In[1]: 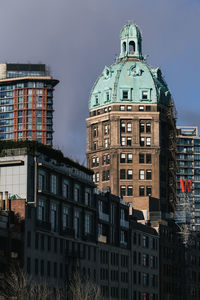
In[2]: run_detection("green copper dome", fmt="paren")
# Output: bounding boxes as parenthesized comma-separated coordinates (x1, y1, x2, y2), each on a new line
(89, 24, 171, 111)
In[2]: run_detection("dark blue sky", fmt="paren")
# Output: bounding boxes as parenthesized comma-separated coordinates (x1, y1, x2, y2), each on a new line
(0, 0, 200, 163)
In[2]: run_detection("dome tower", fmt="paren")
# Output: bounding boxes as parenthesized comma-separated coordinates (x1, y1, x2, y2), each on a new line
(119, 23, 143, 60)
(86, 24, 176, 218)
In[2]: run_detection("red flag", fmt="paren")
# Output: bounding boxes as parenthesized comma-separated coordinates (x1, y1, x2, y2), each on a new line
(180, 179, 192, 193)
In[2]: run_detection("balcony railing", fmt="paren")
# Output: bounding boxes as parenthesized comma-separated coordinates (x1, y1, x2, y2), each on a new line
(60, 227, 75, 237)
(36, 219, 51, 231)
(120, 219, 129, 228)
(99, 211, 109, 222)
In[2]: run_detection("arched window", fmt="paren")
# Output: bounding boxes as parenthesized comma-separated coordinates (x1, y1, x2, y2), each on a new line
(122, 42, 126, 53)
(129, 41, 135, 53)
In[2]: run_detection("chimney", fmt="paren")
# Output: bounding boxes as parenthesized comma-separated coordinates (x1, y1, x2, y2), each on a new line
(0, 192, 3, 210)
(5, 191, 9, 211)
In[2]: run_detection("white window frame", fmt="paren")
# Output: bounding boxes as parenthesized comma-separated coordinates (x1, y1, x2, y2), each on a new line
(139, 170, 145, 180)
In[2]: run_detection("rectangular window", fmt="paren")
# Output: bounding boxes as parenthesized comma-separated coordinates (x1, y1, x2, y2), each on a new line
(142, 91, 148, 100)
(139, 170, 145, 180)
(120, 169, 126, 180)
(121, 123, 125, 133)
(127, 153, 133, 163)
(127, 105, 132, 111)
(146, 170, 152, 180)
(96, 172, 99, 182)
(139, 105, 144, 111)
(95, 95, 99, 105)
(50, 175, 57, 194)
(140, 123, 145, 133)
(93, 127, 98, 137)
(120, 105, 125, 111)
(38, 199, 45, 221)
(104, 138, 109, 148)
(104, 124, 109, 135)
(139, 153, 145, 163)
(146, 154, 151, 164)
(38, 174, 44, 190)
(51, 202, 58, 231)
(127, 169, 133, 179)
(120, 186, 126, 197)
(85, 214, 92, 234)
(146, 106, 151, 111)
(63, 206, 70, 229)
(85, 190, 91, 206)
(93, 141, 97, 150)
(122, 90, 128, 100)
(74, 186, 80, 202)
(35, 259, 38, 275)
(140, 137, 145, 146)
(127, 137, 132, 146)
(146, 123, 151, 133)
(62, 180, 69, 198)
(121, 137, 126, 146)
(146, 186, 152, 196)
(127, 186, 133, 196)
(127, 123, 132, 132)
(120, 153, 126, 163)
(139, 186, 145, 196)
(146, 137, 151, 146)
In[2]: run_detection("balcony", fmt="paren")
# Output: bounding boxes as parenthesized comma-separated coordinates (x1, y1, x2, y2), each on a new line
(36, 219, 51, 231)
(120, 219, 129, 228)
(60, 227, 74, 237)
(99, 211, 109, 222)
(98, 235, 107, 243)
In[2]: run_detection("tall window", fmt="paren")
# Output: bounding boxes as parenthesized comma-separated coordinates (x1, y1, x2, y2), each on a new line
(104, 139, 109, 148)
(140, 123, 145, 133)
(146, 170, 152, 180)
(74, 210, 80, 238)
(62, 180, 69, 198)
(127, 169, 133, 179)
(85, 189, 91, 205)
(146, 123, 151, 133)
(127, 123, 132, 132)
(146, 186, 152, 196)
(74, 186, 80, 202)
(51, 202, 58, 231)
(139, 170, 145, 180)
(146, 137, 151, 146)
(104, 124, 109, 135)
(120, 186, 126, 197)
(127, 186, 133, 196)
(93, 126, 98, 137)
(139, 186, 145, 196)
(120, 169, 126, 180)
(121, 137, 126, 146)
(146, 154, 151, 164)
(85, 213, 92, 234)
(38, 174, 44, 190)
(139, 154, 145, 163)
(63, 206, 70, 230)
(127, 153, 133, 163)
(50, 175, 57, 194)
(120, 153, 126, 163)
(38, 199, 45, 221)
(140, 137, 145, 146)
(121, 123, 125, 133)
(127, 137, 132, 146)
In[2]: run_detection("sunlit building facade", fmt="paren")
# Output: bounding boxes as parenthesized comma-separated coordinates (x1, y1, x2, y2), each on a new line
(0, 63, 59, 146)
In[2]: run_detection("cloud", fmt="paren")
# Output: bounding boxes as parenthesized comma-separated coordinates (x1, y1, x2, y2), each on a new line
(0, 0, 200, 162)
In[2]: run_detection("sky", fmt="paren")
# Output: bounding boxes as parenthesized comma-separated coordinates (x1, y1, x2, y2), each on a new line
(0, 0, 200, 164)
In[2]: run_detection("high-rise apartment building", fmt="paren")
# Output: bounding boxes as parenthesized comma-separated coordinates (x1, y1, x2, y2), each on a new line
(0, 63, 59, 146)
(86, 24, 176, 216)
(176, 126, 200, 231)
